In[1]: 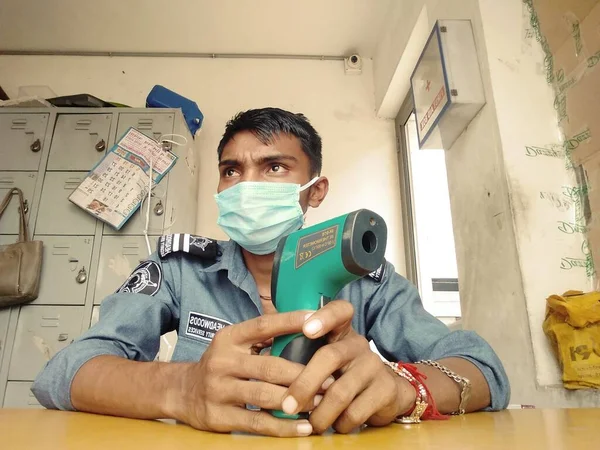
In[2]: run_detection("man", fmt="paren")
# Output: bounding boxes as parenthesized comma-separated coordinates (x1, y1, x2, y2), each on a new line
(32, 108, 509, 437)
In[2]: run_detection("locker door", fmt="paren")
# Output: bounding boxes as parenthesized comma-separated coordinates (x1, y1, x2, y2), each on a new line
(32, 236, 94, 305)
(116, 113, 174, 141)
(0, 114, 49, 171)
(8, 306, 84, 381)
(47, 114, 112, 171)
(3, 382, 42, 408)
(0, 307, 10, 370)
(0, 172, 37, 235)
(90, 305, 100, 327)
(35, 172, 97, 235)
(94, 236, 158, 305)
(104, 175, 168, 236)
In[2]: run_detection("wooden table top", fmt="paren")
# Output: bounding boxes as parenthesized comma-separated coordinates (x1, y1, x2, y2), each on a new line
(0, 408, 598, 449)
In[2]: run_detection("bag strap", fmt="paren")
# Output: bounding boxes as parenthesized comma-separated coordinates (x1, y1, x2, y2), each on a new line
(0, 188, 29, 242)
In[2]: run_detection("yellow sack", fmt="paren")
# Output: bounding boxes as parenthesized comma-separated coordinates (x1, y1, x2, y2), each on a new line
(543, 290, 600, 389)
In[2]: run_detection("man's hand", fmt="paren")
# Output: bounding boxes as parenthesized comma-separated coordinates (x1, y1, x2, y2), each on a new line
(173, 310, 328, 437)
(281, 301, 416, 434)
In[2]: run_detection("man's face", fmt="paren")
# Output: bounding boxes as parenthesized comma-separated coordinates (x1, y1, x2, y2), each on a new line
(217, 131, 315, 210)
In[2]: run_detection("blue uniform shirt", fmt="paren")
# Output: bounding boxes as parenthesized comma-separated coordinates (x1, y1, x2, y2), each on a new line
(32, 238, 510, 411)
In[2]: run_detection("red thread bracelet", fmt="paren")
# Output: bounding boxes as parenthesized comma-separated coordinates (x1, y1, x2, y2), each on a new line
(398, 363, 447, 420)
(386, 361, 448, 421)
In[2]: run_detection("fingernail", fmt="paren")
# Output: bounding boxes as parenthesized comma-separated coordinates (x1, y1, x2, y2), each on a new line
(296, 421, 313, 436)
(321, 376, 335, 390)
(313, 394, 323, 407)
(304, 319, 323, 336)
(282, 395, 298, 415)
(304, 312, 315, 321)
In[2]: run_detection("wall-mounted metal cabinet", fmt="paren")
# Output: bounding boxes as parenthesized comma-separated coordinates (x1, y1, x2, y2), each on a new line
(0, 107, 199, 408)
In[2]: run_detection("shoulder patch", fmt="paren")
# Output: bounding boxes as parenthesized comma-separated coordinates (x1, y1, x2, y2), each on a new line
(368, 261, 386, 283)
(158, 233, 218, 260)
(116, 260, 162, 296)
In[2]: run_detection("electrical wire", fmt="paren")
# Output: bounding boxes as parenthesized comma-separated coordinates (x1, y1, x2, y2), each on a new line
(140, 133, 188, 255)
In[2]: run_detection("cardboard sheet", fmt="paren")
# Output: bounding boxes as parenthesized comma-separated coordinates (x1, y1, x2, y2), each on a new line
(533, 0, 600, 279)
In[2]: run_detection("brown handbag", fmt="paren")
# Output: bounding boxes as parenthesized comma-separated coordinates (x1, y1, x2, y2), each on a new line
(0, 188, 43, 307)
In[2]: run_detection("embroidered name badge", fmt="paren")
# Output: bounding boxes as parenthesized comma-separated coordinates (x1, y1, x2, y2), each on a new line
(185, 312, 231, 342)
(116, 261, 162, 296)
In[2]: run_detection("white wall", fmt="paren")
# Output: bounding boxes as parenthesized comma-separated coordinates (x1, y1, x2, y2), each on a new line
(373, 0, 426, 114)
(0, 56, 406, 273)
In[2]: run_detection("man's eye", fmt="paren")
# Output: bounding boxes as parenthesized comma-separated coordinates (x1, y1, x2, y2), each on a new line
(224, 168, 238, 177)
(269, 164, 286, 173)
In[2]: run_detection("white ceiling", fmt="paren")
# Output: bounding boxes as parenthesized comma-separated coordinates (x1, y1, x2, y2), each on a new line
(0, 0, 393, 57)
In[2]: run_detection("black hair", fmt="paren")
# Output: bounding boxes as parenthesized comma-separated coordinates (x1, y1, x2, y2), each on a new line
(217, 107, 322, 176)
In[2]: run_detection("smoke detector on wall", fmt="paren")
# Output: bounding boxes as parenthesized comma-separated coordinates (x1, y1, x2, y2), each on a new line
(344, 54, 363, 75)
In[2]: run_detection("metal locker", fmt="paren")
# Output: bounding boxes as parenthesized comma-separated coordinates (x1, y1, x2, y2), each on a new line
(90, 306, 100, 327)
(35, 172, 97, 235)
(31, 236, 94, 306)
(104, 175, 169, 236)
(116, 113, 174, 141)
(3, 382, 43, 408)
(0, 307, 10, 366)
(0, 234, 17, 245)
(0, 172, 37, 235)
(8, 305, 84, 381)
(93, 236, 158, 305)
(47, 114, 112, 171)
(0, 114, 49, 171)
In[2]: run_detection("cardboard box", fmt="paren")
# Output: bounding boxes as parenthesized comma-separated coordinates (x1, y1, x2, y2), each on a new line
(583, 152, 600, 278)
(533, 0, 598, 54)
(551, 2, 600, 166)
(534, 0, 600, 278)
(550, 1, 600, 77)
(561, 68, 600, 165)
(533, 0, 600, 166)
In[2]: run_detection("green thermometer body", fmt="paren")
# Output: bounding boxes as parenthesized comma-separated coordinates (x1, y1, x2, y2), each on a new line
(270, 209, 387, 419)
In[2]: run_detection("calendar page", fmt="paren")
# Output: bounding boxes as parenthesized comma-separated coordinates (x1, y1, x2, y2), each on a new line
(69, 127, 177, 230)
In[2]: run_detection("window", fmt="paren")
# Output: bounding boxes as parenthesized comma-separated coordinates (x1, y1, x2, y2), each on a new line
(396, 94, 461, 318)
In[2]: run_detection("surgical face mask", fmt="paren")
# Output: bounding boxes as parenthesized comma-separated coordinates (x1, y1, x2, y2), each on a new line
(214, 177, 320, 255)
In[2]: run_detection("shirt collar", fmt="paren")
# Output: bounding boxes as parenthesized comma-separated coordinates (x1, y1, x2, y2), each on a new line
(202, 240, 263, 312)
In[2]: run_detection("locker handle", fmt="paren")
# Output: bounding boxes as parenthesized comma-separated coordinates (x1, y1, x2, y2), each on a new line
(30, 138, 41, 152)
(95, 139, 106, 152)
(57, 333, 69, 342)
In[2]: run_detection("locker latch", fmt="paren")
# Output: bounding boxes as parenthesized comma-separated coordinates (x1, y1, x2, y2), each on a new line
(30, 139, 41, 153)
(154, 200, 164, 216)
(95, 139, 106, 152)
(76, 267, 88, 284)
(57, 333, 69, 342)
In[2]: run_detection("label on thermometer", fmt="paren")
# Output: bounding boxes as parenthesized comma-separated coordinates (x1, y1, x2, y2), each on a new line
(295, 225, 339, 269)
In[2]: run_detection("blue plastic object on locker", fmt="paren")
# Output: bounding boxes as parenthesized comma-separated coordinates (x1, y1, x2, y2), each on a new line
(146, 85, 204, 137)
